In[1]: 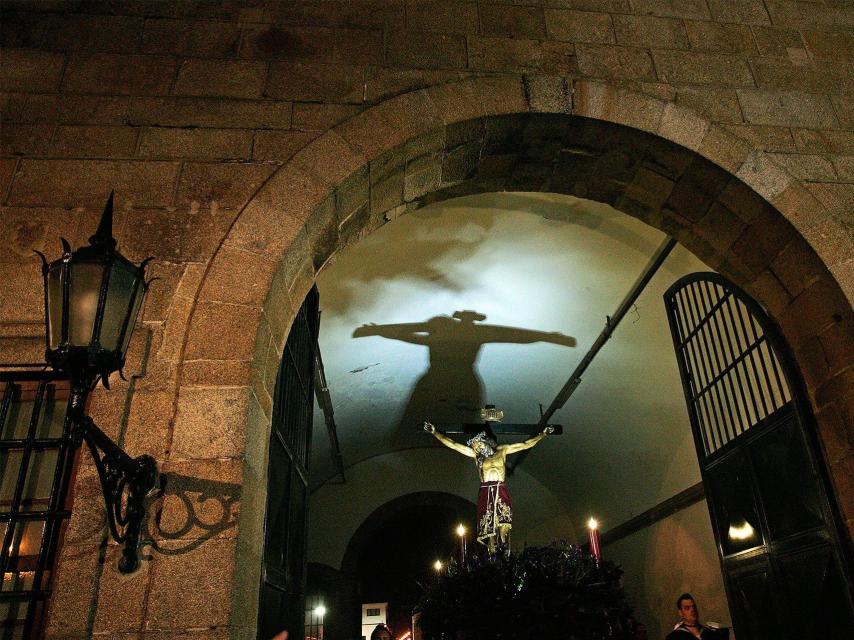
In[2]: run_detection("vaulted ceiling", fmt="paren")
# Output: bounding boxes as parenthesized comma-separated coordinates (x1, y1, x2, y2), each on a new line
(310, 191, 711, 528)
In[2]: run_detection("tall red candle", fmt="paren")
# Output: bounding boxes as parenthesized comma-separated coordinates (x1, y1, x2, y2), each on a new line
(587, 518, 602, 563)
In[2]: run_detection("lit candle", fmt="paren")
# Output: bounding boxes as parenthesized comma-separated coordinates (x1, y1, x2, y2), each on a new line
(587, 517, 602, 563)
(455, 523, 467, 565)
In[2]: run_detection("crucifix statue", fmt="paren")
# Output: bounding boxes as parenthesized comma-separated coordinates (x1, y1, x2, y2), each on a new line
(424, 406, 559, 553)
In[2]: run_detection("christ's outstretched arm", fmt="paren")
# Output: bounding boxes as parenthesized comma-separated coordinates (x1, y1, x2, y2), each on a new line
(500, 426, 554, 455)
(424, 422, 476, 458)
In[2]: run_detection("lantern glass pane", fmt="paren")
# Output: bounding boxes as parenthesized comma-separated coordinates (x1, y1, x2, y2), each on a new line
(99, 263, 137, 352)
(68, 261, 104, 346)
(120, 278, 145, 357)
(46, 265, 63, 350)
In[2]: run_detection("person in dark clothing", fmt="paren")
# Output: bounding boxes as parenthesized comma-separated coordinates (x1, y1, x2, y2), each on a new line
(665, 594, 727, 640)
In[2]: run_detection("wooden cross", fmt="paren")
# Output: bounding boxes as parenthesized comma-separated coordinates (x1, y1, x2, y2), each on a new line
(426, 422, 563, 436)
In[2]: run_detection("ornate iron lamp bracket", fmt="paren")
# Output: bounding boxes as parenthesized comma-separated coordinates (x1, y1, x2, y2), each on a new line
(69, 391, 157, 573)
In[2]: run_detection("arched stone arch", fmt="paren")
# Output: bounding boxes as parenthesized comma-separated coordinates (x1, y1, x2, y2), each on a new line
(169, 77, 852, 636)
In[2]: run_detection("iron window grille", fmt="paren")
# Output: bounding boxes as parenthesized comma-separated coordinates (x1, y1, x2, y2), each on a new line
(1, 369, 75, 640)
(665, 274, 791, 457)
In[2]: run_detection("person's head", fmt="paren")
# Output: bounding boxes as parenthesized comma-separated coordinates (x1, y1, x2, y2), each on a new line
(676, 593, 699, 625)
(467, 431, 497, 459)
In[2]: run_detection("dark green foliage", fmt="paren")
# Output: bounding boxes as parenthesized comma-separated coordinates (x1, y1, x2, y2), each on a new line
(415, 543, 635, 639)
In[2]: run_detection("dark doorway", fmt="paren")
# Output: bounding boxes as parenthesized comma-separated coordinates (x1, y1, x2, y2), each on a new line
(258, 286, 320, 639)
(665, 273, 854, 638)
(327, 492, 475, 640)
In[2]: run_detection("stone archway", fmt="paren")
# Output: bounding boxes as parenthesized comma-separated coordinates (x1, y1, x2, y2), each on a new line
(171, 77, 852, 637)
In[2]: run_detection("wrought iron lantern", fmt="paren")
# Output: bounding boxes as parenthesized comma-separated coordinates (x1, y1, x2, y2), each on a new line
(36, 192, 157, 573)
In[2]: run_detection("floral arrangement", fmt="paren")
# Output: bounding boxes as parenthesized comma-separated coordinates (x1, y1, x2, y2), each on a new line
(415, 543, 636, 639)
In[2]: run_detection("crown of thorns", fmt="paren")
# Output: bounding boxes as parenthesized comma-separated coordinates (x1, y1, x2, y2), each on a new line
(467, 431, 497, 452)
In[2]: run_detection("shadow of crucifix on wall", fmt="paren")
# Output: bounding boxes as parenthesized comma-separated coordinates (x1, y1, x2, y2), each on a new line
(352, 310, 576, 449)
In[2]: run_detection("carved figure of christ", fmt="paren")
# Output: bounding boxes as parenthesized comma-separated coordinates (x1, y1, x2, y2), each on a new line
(424, 421, 553, 552)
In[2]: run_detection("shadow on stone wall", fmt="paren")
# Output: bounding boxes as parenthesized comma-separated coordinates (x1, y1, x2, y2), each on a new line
(144, 472, 242, 556)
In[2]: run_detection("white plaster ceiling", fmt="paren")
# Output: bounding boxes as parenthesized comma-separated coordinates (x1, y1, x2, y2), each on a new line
(311, 192, 711, 530)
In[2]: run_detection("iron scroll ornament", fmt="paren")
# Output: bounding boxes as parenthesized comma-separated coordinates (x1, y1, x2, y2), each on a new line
(69, 392, 157, 573)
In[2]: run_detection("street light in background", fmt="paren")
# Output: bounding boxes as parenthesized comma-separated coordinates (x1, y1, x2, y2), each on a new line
(35, 192, 157, 573)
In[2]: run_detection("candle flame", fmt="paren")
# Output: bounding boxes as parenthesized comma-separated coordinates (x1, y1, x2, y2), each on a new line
(433, 559, 443, 572)
(587, 518, 599, 531)
(455, 523, 466, 537)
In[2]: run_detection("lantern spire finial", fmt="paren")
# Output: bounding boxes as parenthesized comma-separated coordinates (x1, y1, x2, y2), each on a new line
(89, 191, 118, 249)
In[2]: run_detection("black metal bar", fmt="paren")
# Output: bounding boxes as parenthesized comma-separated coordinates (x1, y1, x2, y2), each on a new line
(0, 371, 71, 639)
(747, 312, 779, 411)
(699, 281, 741, 444)
(737, 296, 772, 421)
(727, 300, 768, 426)
(663, 280, 712, 499)
(0, 511, 72, 522)
(60, 255, 70, 349)
(673, 290, 712, 454)
(91, 255, 112, 348)
(0, 380, 14, 436)
(676, 288, 733, 349)
(0, 381, 46, 577)
(694, 282, 734, 444)
(686, 283, 726, 451)
(678, 288, 716, 453)
(763, 338, 789, 405)
(600, 482, 705, 546)
(509, 236, 676, 473)
(314, 345, 345, 483)
(707, 283, 750, 437)
(115, 272, 143, 356)
(0, 369, 62, 382)
(693, 338, 767, 404)
(28, 390, 78, 621)
(726, 298, 759, 427)
(0, 438, 65, 451)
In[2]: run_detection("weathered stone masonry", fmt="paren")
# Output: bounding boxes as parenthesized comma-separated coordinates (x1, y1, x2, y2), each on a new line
(0, 1, 852, 637)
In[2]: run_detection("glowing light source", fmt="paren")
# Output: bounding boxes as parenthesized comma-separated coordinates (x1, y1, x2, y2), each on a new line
(728, 521, 755, 541)
(433, 559, 443, 572)
(587, 516, 602, 563)
(455, 524, 466, 537)
(314, 605, 327, 617)
(398, 632, 412, 640)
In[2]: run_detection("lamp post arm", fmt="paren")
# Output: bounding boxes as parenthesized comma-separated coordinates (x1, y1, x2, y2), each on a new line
(69, 389, 157, 573)
(80, 414, 157, 573)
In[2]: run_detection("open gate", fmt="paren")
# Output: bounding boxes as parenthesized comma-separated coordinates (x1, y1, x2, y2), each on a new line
(258, 286, 320, 639)
(664, 273, 854, 638)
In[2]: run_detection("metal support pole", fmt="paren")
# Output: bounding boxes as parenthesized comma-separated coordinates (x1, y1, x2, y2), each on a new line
(315, 346, 345, 482)
(508, 237, 677, 474)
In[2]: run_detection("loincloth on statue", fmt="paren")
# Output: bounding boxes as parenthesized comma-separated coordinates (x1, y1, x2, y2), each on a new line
(477, 481, 513, 543)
